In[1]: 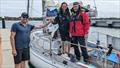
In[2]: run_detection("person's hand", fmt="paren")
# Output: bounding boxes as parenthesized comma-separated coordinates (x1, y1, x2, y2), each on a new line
(48, 19, 54, 23)
(12, 49, 17, 56)
(85, 34, 88, 38)
(69, 34, 72, 38)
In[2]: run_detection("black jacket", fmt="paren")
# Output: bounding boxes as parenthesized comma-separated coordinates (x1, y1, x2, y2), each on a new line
(54, 13, 70, 32)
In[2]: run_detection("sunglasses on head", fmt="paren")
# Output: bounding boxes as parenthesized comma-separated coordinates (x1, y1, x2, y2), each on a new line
(22, 16, 28, 18)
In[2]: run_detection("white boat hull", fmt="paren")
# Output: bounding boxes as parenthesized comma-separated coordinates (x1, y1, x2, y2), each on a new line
(30, 48, 64, 68)
(29, 28, 96, 68)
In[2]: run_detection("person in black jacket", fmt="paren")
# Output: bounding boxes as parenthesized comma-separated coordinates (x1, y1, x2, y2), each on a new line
(54, 2, 71, 54)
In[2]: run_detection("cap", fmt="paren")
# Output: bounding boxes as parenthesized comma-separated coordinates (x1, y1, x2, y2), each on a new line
(21, 12, 29, 18)
(73, 2, 79, 5)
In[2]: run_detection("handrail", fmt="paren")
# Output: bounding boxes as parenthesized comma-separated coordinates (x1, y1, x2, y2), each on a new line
(31, 31, 120, 68)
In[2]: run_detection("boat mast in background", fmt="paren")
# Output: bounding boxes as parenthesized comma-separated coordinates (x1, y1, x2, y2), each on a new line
(93, 0, 98, 17)
(27, 0, 30, 16)
(42, 0, 46, 16)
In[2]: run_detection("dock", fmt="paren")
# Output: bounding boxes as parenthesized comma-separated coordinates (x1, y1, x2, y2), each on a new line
(0, 29, 29, 68)
(91, 18, 120, 28)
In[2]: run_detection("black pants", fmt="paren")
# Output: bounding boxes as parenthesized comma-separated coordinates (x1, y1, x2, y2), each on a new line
(71, 36, 89, 61)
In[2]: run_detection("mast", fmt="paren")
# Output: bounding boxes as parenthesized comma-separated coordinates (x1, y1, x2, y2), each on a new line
(93, 0, 98, 17)
(42, 0, 46, 16)
(27, 0, 30, 16)
(42, 0, 46, 24)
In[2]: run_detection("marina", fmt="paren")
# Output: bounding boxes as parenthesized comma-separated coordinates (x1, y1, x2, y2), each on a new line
(0, 20, 120, 68)
(91, 18, 120, 28)
(0, 0, 120, 68)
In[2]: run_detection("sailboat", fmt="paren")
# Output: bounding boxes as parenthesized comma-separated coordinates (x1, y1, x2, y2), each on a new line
(29, 0, 120, 68)
(29, 25, 98, 68)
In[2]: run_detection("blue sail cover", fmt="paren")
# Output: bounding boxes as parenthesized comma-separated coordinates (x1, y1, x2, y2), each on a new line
(46, 8, 58, 17)
(107, 53, 119, 64)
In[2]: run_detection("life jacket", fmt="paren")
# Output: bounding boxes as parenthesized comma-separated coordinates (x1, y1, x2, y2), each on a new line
(69, 12, 87, 36)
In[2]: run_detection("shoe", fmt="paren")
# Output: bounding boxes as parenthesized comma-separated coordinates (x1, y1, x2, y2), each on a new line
(83, 59, 90, 64)
(76, 56, 80, 61)
(57, 49, 62, 55)
(68, 54, 78, 62)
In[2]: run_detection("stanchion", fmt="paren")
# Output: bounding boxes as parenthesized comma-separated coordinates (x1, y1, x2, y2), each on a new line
(2, 16, 6, 29)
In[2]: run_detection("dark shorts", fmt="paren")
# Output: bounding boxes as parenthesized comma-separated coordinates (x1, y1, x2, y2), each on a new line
(59, 31, 70, 41)
(14, 48, 30, 64)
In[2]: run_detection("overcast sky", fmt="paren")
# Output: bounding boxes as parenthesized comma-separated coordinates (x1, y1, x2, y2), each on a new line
(0, 0, 120, 18)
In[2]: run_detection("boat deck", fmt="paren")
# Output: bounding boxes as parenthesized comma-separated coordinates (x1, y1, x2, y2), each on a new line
(30, 30, 120, 68)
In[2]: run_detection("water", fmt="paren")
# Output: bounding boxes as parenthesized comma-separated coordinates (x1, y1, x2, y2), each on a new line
(88, 27, 108, 46)
(0, 20, 119, 48)
(0, 20, 42, 29)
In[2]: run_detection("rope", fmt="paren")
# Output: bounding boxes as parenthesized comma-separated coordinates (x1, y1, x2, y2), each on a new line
(34, 34, 107, 50)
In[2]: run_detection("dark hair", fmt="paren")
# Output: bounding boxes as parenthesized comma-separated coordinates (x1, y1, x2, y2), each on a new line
(73, 2, 79, 5)
(21, 12, 29, 18)
(71, 2, 82, 15)
(59, 2, 70, 16)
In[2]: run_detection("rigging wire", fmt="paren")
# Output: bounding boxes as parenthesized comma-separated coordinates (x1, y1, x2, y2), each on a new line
(30, 0, 34, 17)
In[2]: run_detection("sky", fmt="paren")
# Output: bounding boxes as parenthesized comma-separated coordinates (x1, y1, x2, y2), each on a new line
(0, 0, 42, 17)
(0, 0, 120, 18)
